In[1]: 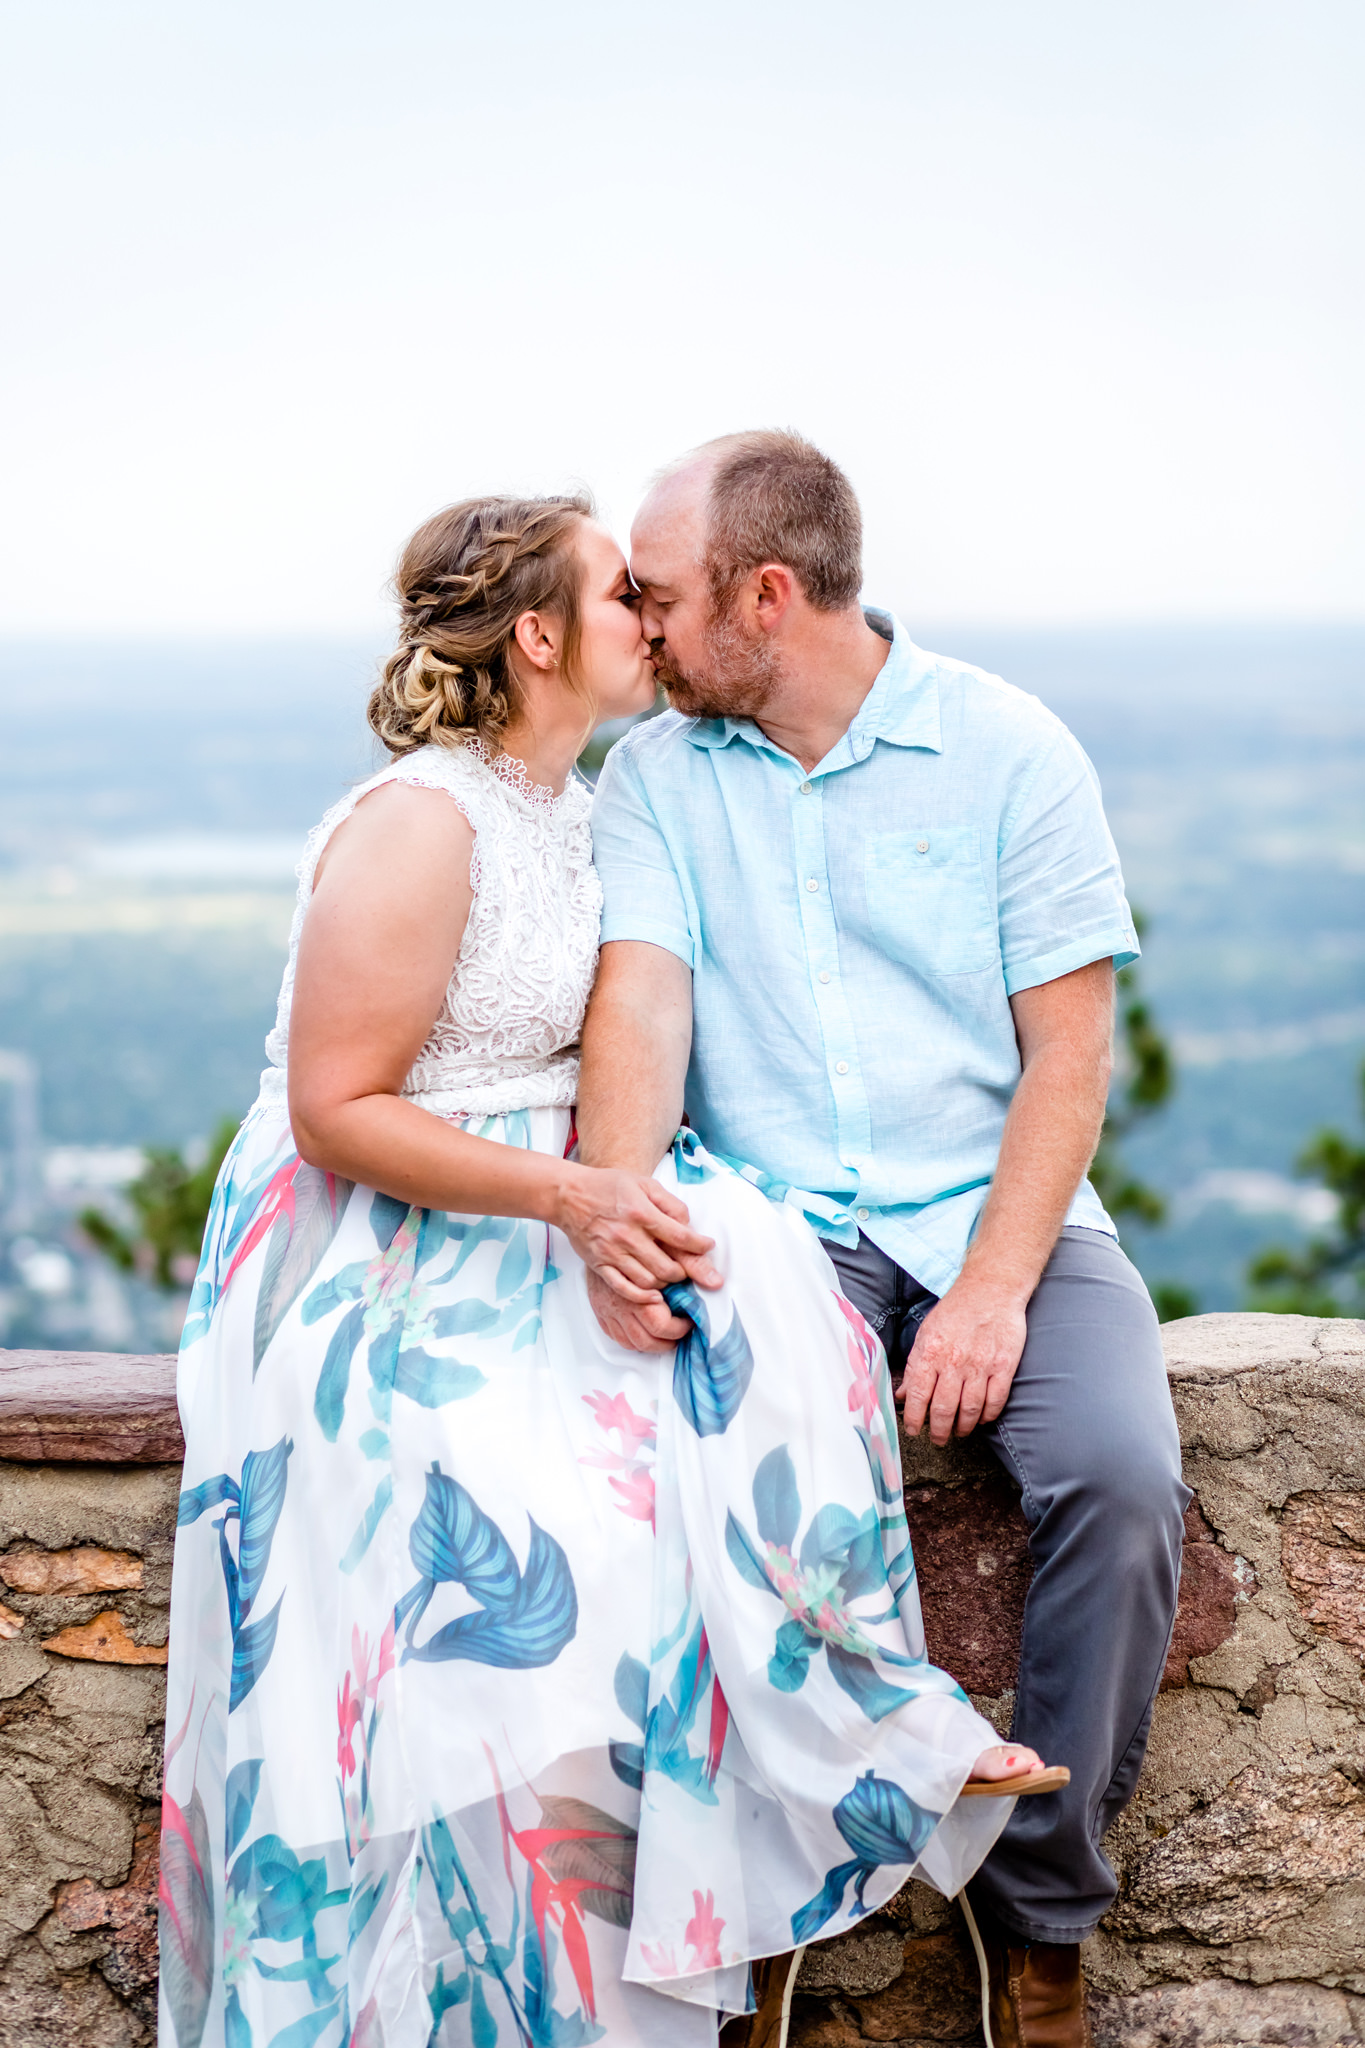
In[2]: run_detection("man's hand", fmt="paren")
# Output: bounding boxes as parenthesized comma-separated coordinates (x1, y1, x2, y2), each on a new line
(585, 1265, 694, 1353)
(899, 1278, 1029, 1445)
(897, 957, 1115, 1442)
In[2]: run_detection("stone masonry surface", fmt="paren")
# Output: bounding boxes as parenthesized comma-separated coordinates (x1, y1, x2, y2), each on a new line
(0, 1315, 1361, 2046)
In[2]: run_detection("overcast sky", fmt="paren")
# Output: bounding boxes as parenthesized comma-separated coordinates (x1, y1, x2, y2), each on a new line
(2, 0, 1360, 634)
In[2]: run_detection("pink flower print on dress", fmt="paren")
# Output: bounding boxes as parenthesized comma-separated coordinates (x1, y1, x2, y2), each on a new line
(336, 1671, 362, 1778)
(337, 1619, 395, 1853)
(835, 1292, 901, 1501)
(580, 1388, 658, 1526)
(583, 1389, 656, 1455)
(639, 1939, 679, 1979)
(684, 1888, 726, 1970)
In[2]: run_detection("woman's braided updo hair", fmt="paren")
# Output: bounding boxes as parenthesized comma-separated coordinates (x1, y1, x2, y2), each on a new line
(368, 493, 594, 757)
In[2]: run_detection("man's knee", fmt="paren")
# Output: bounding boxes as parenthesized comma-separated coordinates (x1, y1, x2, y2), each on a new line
(1063, 1431, 1189, 1577)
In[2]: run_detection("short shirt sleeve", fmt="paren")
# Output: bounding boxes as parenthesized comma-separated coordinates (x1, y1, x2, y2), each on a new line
(997, 729, 1139, 996)
(591, 737, 697, 970)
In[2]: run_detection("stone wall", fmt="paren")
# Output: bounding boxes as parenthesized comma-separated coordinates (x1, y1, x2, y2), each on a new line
(0, 1354, 177, 2046)
(0, 1318, 1362, 2047)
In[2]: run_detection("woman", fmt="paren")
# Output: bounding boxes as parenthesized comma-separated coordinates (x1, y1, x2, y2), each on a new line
(160, 495, 1055, 2048)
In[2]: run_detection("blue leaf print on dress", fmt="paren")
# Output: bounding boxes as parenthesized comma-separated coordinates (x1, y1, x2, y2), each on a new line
(791, 1770, 939, 1943)
(608, 1607, 729, 1806)
(231, 1597, 285, 1713)
(225, 1760, 263, 1858)
(395, 1465, 577, 1669)
(664, 1282, 754, 1437)
(178, 1437, 293, 1711)
(301, 1196, 545, 1465)
(725, 1446, 933, 1723)
(237, 1440, 291, 1616)
(177, 1473, 240, 1526)
(311, 1302, 366, 1441)
(753, 1444, 801, 1550)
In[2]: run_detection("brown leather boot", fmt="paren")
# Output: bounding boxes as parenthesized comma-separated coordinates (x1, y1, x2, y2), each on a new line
(718, 1951, 804, 2048)
(960, 1899, 1092, 2048)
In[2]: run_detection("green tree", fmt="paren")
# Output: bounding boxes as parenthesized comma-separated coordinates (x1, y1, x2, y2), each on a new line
(1246, 1059, 1365, 1316)
(80, 1115, 239, 1291)
(1088, 916, 1197, 1324)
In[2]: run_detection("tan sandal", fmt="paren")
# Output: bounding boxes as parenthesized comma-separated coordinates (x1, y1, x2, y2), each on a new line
(960, 1764, 1070, 1797)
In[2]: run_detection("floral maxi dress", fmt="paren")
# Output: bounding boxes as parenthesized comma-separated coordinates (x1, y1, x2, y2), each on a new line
(159, 738, 1012, 2048)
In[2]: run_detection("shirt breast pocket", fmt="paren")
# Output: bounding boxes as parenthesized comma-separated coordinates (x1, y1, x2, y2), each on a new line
(862, 827, 998, 977)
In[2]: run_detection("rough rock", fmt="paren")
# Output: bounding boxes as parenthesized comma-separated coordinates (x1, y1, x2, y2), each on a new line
(1111, 1761, 1365, 1943)
(798, 1928, 908, 1996)
(1088, 1977, 1365, 2047)
(794, 1925, 986, 2039)
(904, 1475, 1033, 1695)
(0, 1352, 180, 1464)
(1162, 1500, 1242, 1687)
(52, 1810, 159, 2021)
(1281, 1493, 1365, 1659)
(41, 1612, 168, 1666)
(1, 1548, 144, 1596)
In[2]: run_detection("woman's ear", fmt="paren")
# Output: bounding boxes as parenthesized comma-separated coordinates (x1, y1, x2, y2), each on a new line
(511, 609, 560, 672)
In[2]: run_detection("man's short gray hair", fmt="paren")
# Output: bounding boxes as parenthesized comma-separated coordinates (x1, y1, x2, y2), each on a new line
(693, 429, 863, 613)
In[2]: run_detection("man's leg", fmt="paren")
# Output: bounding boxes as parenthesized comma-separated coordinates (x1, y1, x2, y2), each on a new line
(825, 1226, 1189, 1937)
(819, 1230, 932, 1374)
(971, 1227, 1189, 1939)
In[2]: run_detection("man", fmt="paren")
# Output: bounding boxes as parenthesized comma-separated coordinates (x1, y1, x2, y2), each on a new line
(575, 430, 1189, 2048)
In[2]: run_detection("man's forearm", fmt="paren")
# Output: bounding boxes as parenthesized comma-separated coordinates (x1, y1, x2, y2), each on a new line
(576, 942, 692, 1173)
(958, 1037, 1109, 1304)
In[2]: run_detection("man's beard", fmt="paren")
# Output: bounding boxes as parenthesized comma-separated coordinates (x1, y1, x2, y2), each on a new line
(652, 602, 782, 721)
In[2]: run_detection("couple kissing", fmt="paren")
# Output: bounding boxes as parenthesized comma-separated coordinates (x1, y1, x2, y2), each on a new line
(161, 431, 1188, 2048)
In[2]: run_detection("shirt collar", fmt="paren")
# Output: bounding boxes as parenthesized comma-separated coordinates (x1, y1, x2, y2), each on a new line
(680, 608, 942, 763)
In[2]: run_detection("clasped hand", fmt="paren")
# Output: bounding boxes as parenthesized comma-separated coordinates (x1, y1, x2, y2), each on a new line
(556, 1164, 721, 1353)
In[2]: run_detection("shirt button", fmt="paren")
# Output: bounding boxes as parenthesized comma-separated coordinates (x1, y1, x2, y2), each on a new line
(916, 839, 929, 854)
(806, 877, 819, 892)
(856, 1206, 870, 1221)
(835, 1060, 849, 1075)
(800, 780, 813, 794)
(818, 970, 831, 985)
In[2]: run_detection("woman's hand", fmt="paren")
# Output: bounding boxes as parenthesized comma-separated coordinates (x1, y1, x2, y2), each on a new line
(555, 1162, 720, 1300)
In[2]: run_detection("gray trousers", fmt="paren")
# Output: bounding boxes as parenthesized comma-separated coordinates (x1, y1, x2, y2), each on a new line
(821, 1225, 1190, 1942)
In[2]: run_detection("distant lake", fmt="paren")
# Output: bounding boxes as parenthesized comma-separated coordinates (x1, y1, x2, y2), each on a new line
(1, 621, 1361, 1319)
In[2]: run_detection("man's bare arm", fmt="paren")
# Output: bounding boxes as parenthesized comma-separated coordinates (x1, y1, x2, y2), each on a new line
(576, 940, 719, 1350)
(900, 957, 1115, 1445)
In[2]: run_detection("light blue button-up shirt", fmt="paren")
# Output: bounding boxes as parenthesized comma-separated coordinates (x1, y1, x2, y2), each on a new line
(591, 611, 1138, 1295)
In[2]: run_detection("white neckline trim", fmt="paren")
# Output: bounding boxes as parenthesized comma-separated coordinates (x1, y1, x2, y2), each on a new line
(464, 735, 574, 813)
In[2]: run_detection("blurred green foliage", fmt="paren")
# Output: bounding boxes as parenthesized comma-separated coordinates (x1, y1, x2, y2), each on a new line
(1246, 1060, 1365, 1316)
(80, 1114, 239, 1291)
(1087, 915, 1194, 1322)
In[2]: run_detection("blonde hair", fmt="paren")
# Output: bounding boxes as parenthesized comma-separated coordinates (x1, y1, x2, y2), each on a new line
(368, 493, 593, 756)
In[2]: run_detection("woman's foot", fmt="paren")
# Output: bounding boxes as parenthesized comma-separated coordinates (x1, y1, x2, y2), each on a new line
(961, 1745, 1071, 1797)
(970, 1743, 1045, 1783)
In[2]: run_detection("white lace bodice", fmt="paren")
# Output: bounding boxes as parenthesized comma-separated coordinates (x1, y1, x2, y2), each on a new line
(257, 738, 601, 1119)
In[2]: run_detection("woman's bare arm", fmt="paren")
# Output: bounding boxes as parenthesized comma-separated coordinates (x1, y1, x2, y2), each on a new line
(575, 939, 719, 1349)
(287, 781, 715, 1284)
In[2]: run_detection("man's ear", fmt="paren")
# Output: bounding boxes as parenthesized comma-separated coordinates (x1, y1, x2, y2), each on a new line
(752, 563, 796, 631)
(512, 608, 559, 671)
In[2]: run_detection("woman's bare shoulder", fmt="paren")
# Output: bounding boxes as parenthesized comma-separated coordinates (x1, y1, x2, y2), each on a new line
(314, 774, 475, 891)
